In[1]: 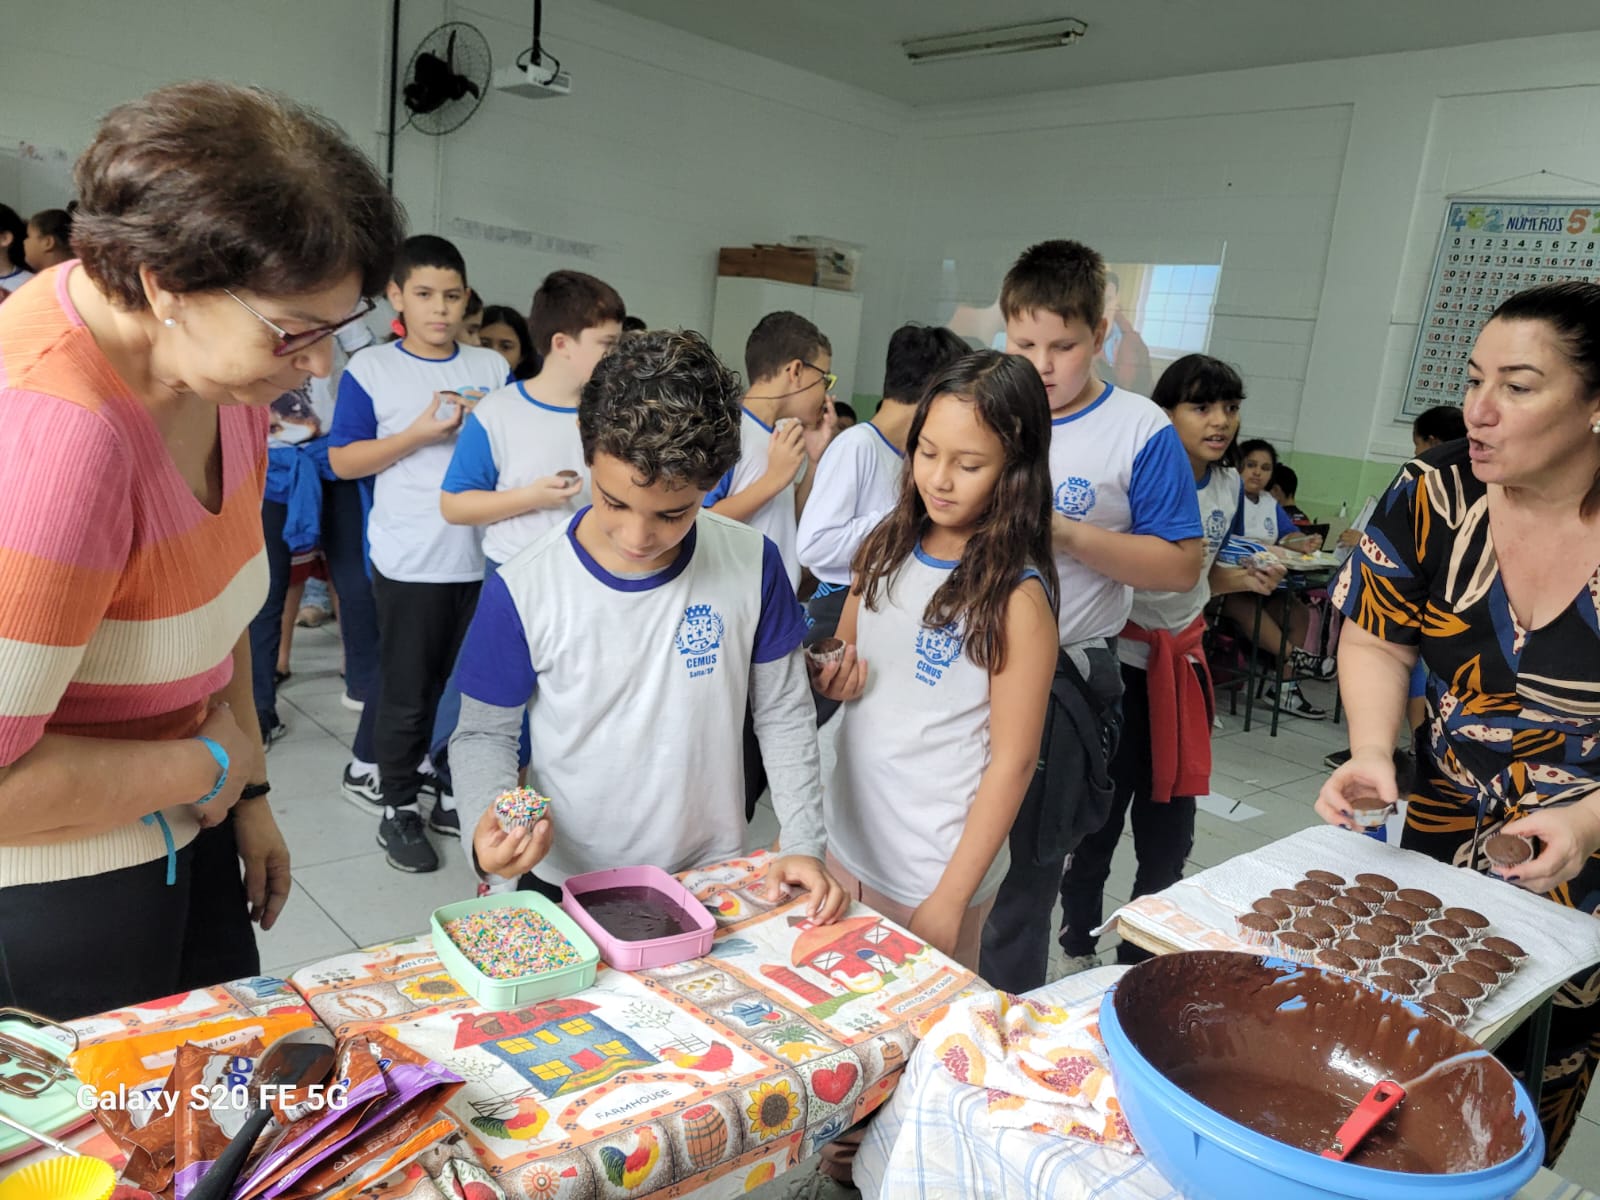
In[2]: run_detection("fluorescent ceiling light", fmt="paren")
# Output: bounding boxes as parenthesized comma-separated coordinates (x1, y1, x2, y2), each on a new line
(902, 18, 1087, 65)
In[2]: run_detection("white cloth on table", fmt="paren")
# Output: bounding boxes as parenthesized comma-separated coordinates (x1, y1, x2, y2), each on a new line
(856, 967, 1177, 1200)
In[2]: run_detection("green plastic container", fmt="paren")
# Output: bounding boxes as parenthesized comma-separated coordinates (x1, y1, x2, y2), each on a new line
(430, 891, 600, 1009)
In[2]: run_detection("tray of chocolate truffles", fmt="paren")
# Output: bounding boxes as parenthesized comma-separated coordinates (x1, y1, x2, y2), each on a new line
(1236, 869, 1527, 1027)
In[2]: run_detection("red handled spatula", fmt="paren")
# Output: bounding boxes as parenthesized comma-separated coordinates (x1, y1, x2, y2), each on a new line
(1322, 1079, 1405, 1161)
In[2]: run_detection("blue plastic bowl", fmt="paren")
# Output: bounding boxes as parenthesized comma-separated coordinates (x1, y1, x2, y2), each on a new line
(1098, 952, 1543, 1200)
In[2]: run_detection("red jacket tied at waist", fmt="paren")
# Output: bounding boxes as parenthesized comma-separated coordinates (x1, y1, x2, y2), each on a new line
(1120, 614, 1215, 803)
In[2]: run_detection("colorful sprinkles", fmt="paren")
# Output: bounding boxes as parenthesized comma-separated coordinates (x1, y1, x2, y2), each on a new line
(443, 907, 581, 979)
(493, 787, 551, 830)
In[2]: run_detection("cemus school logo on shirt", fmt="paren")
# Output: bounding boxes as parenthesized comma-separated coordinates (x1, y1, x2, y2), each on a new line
(1204, 507, 1230, 550)
(675, 604, 725, 678)
(1054, 476, 1097, 519)
(914, 623, 963, 687)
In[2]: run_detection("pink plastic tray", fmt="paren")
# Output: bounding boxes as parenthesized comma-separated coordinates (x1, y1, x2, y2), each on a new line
(560, 865, 717, 971)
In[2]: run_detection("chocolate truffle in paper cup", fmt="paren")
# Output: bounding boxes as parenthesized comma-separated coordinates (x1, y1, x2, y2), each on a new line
(1465, 946, 1515, 977)
(804, 637, 846, 671)
(1421, 991, 1469, 1025)
(1433, 970, 1485, 1012)
(1303, 869, 1345, 888)
(1399, 941, 1442, 968)
(1334, 937, 1380, 973)
(1297, 879, 1337, 902)
(1310, 904, 1353, 930)
(1454, 959, 1500, 988)
(1378, 956, 1427, 983)
(1273, 931, 1316, 962)
(1235, 912, 1278, 947)
(1416, 931, 1460, 959)
(493, 786, 551, 832)
(1369, 973, 1417, 998)
(1291, 916, 1336, 946)
(1349, 796, 1395, 828)
(1314, 948, 1358, 975)
(1354, 872, 1397, 896)
(1443, 905, 1490, 932)
(1331, 894, 1370, 919)
(1395, 887, 1441, 913)
(1484, 833, 1534, 870)
(1251, 896, 1293, 922)
(1478, 936, 1527, 963)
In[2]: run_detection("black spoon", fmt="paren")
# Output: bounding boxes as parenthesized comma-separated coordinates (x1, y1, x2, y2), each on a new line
(186, 1026, 337, 1200)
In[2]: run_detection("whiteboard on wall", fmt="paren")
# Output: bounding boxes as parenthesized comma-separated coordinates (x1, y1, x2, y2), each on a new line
(1402, 197, 1600, 418)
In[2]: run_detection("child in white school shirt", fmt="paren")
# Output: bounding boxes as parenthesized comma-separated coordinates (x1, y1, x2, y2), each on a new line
(328, 234, 507, 873)
(448, 329, 846, 922)
(815, 350, 1058, 971)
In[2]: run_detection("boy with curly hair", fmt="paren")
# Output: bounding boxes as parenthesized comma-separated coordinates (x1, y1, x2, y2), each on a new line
(448, 330, 844, 921)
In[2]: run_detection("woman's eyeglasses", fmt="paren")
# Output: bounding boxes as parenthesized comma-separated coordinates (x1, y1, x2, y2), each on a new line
(225, 291, 377, 358)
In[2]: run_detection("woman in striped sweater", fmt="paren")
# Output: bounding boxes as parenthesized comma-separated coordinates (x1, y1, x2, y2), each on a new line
(0, 82, 403, 1018)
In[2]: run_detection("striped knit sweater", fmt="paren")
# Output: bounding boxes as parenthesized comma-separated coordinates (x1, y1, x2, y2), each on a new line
(0, 265, 268, 885)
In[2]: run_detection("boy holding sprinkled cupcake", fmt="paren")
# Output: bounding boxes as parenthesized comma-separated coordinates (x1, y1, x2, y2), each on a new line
(449, 329, 846, 923)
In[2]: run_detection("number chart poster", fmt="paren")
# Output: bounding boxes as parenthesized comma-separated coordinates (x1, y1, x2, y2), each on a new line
(1404, 197, 1599, 418)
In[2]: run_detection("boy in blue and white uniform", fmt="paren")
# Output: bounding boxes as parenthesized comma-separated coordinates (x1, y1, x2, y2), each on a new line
(705, 310, 837, 590)
(796, 323, 970, 644)
(980, 239, 1205, 993)
(449, 330, 845, 921)
(328, 235, 508, 873)
(441, 270, 626, 564)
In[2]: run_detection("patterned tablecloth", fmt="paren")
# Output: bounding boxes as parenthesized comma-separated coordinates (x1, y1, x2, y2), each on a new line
(27, 853, 978, 1199)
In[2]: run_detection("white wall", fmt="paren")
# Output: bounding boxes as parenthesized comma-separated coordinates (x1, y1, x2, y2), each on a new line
(894, 32, 1600, 497)
(3, 0, 912, 397)
(8, 4, 1600, 473)
(2, 1, 389, 173)
(388, 0, 909, 396)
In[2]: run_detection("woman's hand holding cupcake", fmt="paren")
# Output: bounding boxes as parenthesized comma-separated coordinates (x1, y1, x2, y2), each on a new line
(1495, 796, 1600, 894)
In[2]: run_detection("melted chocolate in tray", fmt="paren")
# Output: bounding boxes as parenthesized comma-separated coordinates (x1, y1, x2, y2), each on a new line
(1114, 952, 1526, 1173)
(577, 886, 700, 941)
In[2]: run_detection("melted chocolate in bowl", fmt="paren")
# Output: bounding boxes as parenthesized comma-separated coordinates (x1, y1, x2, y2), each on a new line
(1113, 952, 1526, 1173)
(576, 886, 699, 941)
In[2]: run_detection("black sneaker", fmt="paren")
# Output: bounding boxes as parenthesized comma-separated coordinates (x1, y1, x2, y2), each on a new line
(1289, 647, 1336, 680)
(262, 720, 288, 754)
(340, 765, 384, 813)
(1324, 748, 1353, 770)
(378, 808, 438, 873)
(428, 801, 461, 839)
(1276, 682, 1328, 720)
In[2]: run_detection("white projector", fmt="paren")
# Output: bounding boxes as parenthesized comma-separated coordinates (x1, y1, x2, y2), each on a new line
(493, 61, 572, 99)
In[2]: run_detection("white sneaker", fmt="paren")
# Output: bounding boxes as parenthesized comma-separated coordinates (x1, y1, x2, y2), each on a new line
(1058, 952, 1101, 977)
(1277, 681, 1328, 720)
(340, 691, 365, 713)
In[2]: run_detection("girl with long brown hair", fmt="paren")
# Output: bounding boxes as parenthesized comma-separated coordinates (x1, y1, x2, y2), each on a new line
(813, 351, 1059, 969)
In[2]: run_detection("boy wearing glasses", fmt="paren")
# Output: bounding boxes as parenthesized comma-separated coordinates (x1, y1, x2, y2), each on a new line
(328, 235, 508, 873)
(704, 310, 837, 590)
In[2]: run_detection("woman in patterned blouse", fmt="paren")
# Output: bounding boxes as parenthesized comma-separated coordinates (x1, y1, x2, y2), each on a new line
(1319, 281, 1600, 1161)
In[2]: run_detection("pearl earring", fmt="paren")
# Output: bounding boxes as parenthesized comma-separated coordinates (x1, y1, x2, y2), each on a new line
(163, 318, 177, 328)
(1592, 419, 1600, 435)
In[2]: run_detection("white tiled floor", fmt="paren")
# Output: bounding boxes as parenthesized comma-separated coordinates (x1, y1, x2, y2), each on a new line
(262, 624, 1600, 1191)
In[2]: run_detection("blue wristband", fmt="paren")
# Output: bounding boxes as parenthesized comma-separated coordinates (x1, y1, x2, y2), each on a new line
(195, 736, 230, 806)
